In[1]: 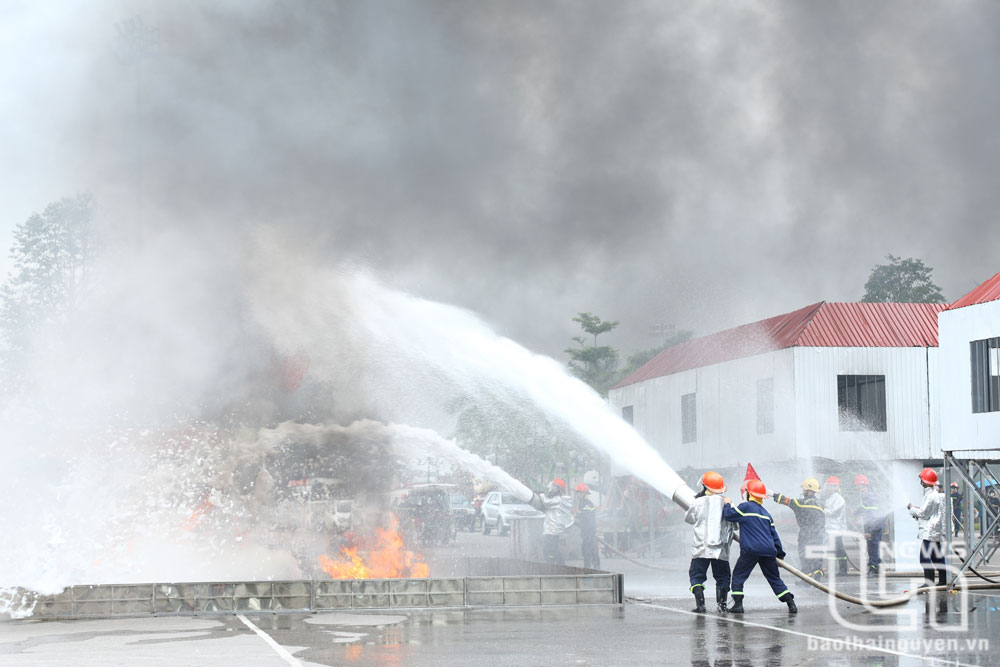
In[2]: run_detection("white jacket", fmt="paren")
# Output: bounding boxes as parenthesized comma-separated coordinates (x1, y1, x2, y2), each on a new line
(684, 494, 735, 560)
(823, 491, 847, 533)
(909, 485, 944, 542)
(536, 493, 575, 536)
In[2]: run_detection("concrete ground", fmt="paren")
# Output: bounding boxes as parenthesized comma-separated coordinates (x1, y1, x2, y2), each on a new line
(2, 532, 998, 666)
(0, 591, 995, 666)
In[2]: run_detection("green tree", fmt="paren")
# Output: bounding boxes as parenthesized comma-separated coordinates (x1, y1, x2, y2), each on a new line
(565, 312, 620, 397)
(450, 392, 595, 492)
(862, 255, 946, 303)
(1, 194, 97, 386)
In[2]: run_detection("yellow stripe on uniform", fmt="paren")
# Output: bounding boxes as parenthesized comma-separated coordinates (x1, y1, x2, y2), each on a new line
(732, 506, 775, 524)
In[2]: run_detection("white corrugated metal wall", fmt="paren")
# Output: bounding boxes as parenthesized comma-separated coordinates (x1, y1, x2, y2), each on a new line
(790, 347, 936, 460)
(610, 345, 938, 468)
(938, 301, 1000, 451)
(608, 349, 795, 469)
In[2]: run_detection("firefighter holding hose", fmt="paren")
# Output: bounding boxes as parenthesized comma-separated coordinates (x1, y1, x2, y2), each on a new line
(684, 471, 735, 613)
(722, 479, 797, 614)
(531, 478, 574, 565)
(852, 474, 886, 575)
(908, 467, 946, 588)
(772, 478, 827, 578)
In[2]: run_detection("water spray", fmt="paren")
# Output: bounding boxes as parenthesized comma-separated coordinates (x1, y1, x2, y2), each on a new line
(258, 419, 534, 502)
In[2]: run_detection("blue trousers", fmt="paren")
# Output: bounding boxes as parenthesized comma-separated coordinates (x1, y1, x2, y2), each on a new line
(919, 539, 946, 585)
(730, 552, 792, 600)
(866, 526, 884, 571)
(689, 557, 731, 592)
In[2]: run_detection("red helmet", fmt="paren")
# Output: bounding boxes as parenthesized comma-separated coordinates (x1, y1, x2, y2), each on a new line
(699, 471, 727, 493)
(826, 476, 841, 485)
(919, 468, 938, 485)
(951, 482, 959, 488)
(854, 474, 870, 486)
(746, 479, 767, 499)
(575, 483, 589, 493)
(551, 478, 566, 489)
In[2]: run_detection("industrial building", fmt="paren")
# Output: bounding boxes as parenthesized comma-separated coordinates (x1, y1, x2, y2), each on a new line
(608, 274, 1000, 568)
(609, 301, 946, 470)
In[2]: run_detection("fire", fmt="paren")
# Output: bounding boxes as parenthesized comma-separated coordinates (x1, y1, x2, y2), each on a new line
(319, 517, 429, 579)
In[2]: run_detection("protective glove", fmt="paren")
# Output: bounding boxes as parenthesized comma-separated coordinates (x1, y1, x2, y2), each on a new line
(776, 550, 786, 560)
(772, 493, 780, 502)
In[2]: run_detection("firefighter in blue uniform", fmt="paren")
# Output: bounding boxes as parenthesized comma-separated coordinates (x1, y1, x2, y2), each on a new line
(852, 474, 885, 574)
(949, 482, 963, 536)
(772, 478, 827, 578)
(722, 479, 797, 614)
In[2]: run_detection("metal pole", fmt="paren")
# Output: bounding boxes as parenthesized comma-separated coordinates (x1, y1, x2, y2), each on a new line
(943, 452, 953, 582)
(965, 459, 974, 564)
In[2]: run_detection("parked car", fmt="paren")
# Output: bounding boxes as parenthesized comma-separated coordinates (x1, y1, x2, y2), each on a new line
(450, 493, 476, 532)
(480, 491, 543, 536)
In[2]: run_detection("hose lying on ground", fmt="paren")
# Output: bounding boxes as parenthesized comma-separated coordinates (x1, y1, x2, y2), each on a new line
(611, 486, 1000, 608)
(598, 537, 676, 571)
(601, 535, 999, 607)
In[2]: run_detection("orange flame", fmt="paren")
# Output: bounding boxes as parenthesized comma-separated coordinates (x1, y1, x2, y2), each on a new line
(319, 517, 429, 579)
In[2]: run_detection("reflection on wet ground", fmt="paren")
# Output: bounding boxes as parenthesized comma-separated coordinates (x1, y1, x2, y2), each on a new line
(1, 573, 998, 666)
(8, 534, 993, 665)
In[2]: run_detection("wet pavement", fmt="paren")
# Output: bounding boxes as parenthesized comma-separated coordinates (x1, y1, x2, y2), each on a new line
(1, 541, 998, 666)
(1, 578, 996, 665)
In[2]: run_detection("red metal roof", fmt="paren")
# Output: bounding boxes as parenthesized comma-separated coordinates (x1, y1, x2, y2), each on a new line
(614, 301, 946, 388)
(947, 272, 1000, 310)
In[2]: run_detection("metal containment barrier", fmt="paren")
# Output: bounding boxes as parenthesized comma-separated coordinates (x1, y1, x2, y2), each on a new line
(21, 558, 623, 619)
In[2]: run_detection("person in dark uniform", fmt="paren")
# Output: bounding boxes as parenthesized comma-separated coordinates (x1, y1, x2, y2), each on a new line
(574, 483, 600, 570)
(988, 487, 1000, 537)
(950, 482, 963, 537)
(772, 478, 827, 578)
(852, 475, 886, 574)
(722, 479, 797, 614)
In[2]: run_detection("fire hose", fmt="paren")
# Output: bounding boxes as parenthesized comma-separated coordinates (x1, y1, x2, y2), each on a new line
(659, 487, 1000, 608)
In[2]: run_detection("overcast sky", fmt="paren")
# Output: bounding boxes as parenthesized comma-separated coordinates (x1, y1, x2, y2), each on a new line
(3, 0, 1000, 360)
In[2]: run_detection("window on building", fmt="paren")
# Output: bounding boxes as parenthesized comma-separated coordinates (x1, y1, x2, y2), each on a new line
(837, 375, 887, 432)
(621, 405, 634, 425)
(681, 393, 697, 443)
(757, 378, 774, 434)
(971, 337, 1000, 413)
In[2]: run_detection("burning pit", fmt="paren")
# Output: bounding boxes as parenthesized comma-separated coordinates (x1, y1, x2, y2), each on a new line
(318, 517, 430, 580)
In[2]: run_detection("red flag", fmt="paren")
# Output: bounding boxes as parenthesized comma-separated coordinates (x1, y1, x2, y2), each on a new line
(740, 463, 760, 494)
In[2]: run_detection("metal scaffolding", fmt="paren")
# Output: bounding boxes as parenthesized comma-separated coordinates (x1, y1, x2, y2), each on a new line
(943, 448, 1000, 583)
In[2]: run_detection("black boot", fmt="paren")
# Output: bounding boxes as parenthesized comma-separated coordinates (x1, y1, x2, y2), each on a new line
(785, 595, 798, 614)
(937, 569, 947, 587)
(728, 596, 744, 613)
(692, 587, 706, 613)
(717, 588, 729, 613)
